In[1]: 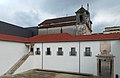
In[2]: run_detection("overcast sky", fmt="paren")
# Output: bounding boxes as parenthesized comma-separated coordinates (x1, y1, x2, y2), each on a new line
(0, 0, 120, 33)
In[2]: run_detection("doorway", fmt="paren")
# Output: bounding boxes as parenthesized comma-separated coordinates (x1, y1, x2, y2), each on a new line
(96, 56, 115, 78)
(99, 59, 112, 78)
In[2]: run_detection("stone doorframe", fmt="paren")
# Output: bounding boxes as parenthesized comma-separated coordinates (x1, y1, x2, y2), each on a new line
(96, 55, 115, 78)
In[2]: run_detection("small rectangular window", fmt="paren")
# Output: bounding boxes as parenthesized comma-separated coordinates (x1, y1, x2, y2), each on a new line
(70, 47, 77, 56)
(84, 47, 92, 56)
(46, 48, 51, 55)
(35, 48, 40, 55)
(30, 47, 34, 55)
(30, 47, 34, 52)
(57, 47, 63, 56)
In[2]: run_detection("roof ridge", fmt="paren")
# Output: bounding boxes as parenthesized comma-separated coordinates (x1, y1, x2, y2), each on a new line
(45, 15, 75, 21)
(30, 33, 120, 42)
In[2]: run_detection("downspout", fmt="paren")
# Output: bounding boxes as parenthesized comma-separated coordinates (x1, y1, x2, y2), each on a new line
(79, 41, 80, 73)
(42, 43, 44, 69)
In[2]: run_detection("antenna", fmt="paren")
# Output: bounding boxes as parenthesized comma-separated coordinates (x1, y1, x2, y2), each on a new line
(87, 3, 89, 11)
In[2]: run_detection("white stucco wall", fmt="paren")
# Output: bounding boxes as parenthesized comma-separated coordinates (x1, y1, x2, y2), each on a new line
(14, 43, 42, 74)
(80, 41, 99, 75)
(33, 43, 43, 69)
(48, 27, 61, 34)
(14, 56, 34, 74)
(63, 26, 76, 35)
(43, 42, 80, 72)
(38, 29, 47, 35)
(111, 40, 120, 77)
(15, 43, 43, 74)
(0, 41, 29, 75)
(38, 26, 77, 35)
(2, 39, 119, 76)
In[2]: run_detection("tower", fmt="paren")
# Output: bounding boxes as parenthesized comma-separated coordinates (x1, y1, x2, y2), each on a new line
(75, 4, 92, 35)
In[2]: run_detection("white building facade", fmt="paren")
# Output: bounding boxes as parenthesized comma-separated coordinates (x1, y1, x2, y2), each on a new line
(0, 33, 120, 78)
(25, 33, 120, 78)
(0, 4, 120, 78)
(31, 40, 120, 78)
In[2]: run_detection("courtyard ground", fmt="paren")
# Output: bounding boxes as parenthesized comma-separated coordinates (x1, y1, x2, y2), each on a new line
(0, 69, 99, 78)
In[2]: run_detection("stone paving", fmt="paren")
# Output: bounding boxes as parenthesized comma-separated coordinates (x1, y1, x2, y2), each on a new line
(0, 69, 99, 78)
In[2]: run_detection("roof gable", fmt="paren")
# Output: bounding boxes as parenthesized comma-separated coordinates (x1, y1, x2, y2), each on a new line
(75, 7, 89, 14)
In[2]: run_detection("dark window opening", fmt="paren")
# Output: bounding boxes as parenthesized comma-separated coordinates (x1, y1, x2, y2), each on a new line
(30, 47, 34, 52)
(84, 47, 92, 56)
(57, 47, 63, 56)
(116, 74, 119, 78)
(35, 48, 40, 55)
(60, 27, 63, 33)
(46, 48, 51, 55)
(80, 15, 83, 22)
(99, 59, 101, 74)
(70, 47, 77, 56)
(110, 59, 112, 75)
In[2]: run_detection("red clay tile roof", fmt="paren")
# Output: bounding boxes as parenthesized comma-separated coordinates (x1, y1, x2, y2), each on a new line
(0, 34, 29, 43)
(30, 33, 120, 43)
(0, 33, 120, 43)
(30, 33, 75, 42)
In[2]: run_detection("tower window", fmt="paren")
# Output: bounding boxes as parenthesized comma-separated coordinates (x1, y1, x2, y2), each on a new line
(80, 15, 83, 22)
(46, 48, 51, 55)
(70, 47, 77, 56)
(35, 48, 40, 55)
(84, 47, 92, 56)
(57, 47, 63, 56)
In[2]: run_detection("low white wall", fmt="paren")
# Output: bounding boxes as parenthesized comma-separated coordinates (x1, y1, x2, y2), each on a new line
(0, 41, 28, 75)
(80, 41, 99, 75)
(43, 42, 79, 72)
